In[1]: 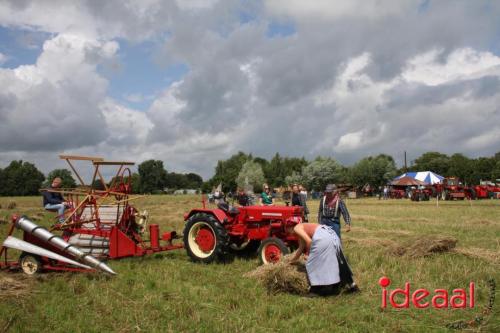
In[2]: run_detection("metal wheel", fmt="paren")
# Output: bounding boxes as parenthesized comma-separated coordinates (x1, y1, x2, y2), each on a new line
(20, 253, 42, 275)
(183, 214, 228, 263)
(258, 237, 290, 264)
(188, 221, 216, 258)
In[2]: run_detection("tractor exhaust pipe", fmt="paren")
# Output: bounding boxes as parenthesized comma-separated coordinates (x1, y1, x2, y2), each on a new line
(15, 216, 116, 275)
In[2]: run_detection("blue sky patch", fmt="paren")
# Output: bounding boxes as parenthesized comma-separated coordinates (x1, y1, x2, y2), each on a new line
(0, 26, 50, 68)
(267, 20, 296, 38)
(99, 39, 189, 111)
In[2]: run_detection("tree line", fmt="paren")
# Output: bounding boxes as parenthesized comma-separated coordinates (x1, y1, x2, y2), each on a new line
(0, 151, 498, 196)
(0, 159, 203, 196)
(205, 151, 500, 193)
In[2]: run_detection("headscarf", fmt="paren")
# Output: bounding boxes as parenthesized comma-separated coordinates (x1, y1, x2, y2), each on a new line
(325, 191, 340, 208)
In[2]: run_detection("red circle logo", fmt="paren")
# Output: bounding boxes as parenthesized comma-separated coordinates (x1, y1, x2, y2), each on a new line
(379, 276, 391, 287)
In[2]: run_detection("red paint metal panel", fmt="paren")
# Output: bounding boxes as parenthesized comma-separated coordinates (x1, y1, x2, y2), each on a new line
(149, 224, 160, 249)
(184, 209, 228, 223)
(108, 227, 143, 258)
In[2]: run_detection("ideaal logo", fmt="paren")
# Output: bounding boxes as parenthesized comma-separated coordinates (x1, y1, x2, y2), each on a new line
(379, 276, 475, 309)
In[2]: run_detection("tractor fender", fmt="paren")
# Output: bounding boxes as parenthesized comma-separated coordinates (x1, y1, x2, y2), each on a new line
(183, 209, 228, 224)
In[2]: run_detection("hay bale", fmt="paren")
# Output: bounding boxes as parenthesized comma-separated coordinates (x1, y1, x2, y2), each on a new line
(389, 236, 457, 258)
(7, 201, 16, 210)
(245, 256, 309, 295)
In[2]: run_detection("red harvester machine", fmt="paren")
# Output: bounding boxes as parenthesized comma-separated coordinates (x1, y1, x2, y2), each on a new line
(183, 201, 304, 264)
(1, 155, 183, 275)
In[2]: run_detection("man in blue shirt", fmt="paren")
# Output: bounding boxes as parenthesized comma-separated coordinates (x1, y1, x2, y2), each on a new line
(42, 177, 70, 223)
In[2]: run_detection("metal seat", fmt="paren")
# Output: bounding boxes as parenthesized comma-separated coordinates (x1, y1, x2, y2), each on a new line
(217, 202, 240, 216)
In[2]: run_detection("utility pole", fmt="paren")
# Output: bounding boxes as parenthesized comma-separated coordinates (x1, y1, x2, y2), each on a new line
(404, 151, 408, 172)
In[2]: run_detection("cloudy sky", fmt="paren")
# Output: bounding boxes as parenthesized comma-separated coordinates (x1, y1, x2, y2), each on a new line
(1, 0, 499, 179)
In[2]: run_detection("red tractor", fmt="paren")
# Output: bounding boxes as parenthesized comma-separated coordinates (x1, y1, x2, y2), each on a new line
(470, 181, 500, 199)
(183, 201, 303, 264)
(436, 177, 473, 200)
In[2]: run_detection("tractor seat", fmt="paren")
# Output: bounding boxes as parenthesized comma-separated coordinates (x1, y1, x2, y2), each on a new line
(217, 202, 240, 216)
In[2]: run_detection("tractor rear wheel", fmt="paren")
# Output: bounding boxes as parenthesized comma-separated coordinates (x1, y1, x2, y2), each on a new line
(19, 252, 42, 275)
(183, 214, 229, 263)
(258, 238, 290, 264)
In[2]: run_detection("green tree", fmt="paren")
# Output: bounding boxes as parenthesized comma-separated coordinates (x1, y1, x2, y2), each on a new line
(43, 169, 76, 188)
(349, 154, 397, 187)
(412, 152, 450, 175)
(264, 153, 307, 187)
(92, 179, 106, 190)
(469, 157, 496, 184)
(0, 160, 45, 196)
(447, 153, 473, 183)
(236, 160, 266, 192)
(130, 173, 141, 194)
(300, 157, 344, 191)
(209, 152, 251, 192)
(253, 157, 269, 170)
(138, 160, 168, 193)
(492, 161, 500, 181)
(185, 173, 203, 188)
(285, 171, 303, 186)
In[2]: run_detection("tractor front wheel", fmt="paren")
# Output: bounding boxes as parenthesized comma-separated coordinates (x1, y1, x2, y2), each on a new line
(258, 238, 290, 264)
(183, 214, 229, 263)
(19, 252, 42, 275)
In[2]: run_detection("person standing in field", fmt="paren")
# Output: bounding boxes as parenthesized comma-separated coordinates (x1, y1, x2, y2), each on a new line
(318, 184, 351, 239)
(299, 184, 308, 200)
(42, 177, 70, 223)
(289, 222, 359, 296)
(259, 184, 274, 206)
(236, 187, 250, 206)
(291, 184, 309, 222)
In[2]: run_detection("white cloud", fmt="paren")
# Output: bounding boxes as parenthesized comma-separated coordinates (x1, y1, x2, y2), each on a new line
(313, 48, 500, 159)
(0, 33, 118, 151)
(265, 0, 413, 21)
(402, 48, 500, 86)
(101, 99, 153, 144)
(175, 0, 220, 10)
(1, 1, 500, 179)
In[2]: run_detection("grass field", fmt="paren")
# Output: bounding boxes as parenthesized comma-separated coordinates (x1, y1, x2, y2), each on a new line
(0, 195, 499, 332)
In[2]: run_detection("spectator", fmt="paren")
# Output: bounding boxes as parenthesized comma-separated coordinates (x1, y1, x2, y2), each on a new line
(299, 184, 308, 200)
(383, 186, 389, 200)
(291, 184, 309, 221)
(259, 183, 274, 206)
(236, 187, 250, 206)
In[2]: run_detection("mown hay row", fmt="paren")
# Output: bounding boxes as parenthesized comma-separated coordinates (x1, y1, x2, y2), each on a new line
(389, 236, 457, 258)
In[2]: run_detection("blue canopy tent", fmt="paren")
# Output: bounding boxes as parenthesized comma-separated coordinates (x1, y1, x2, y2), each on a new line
(394, 171, 444, 185)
